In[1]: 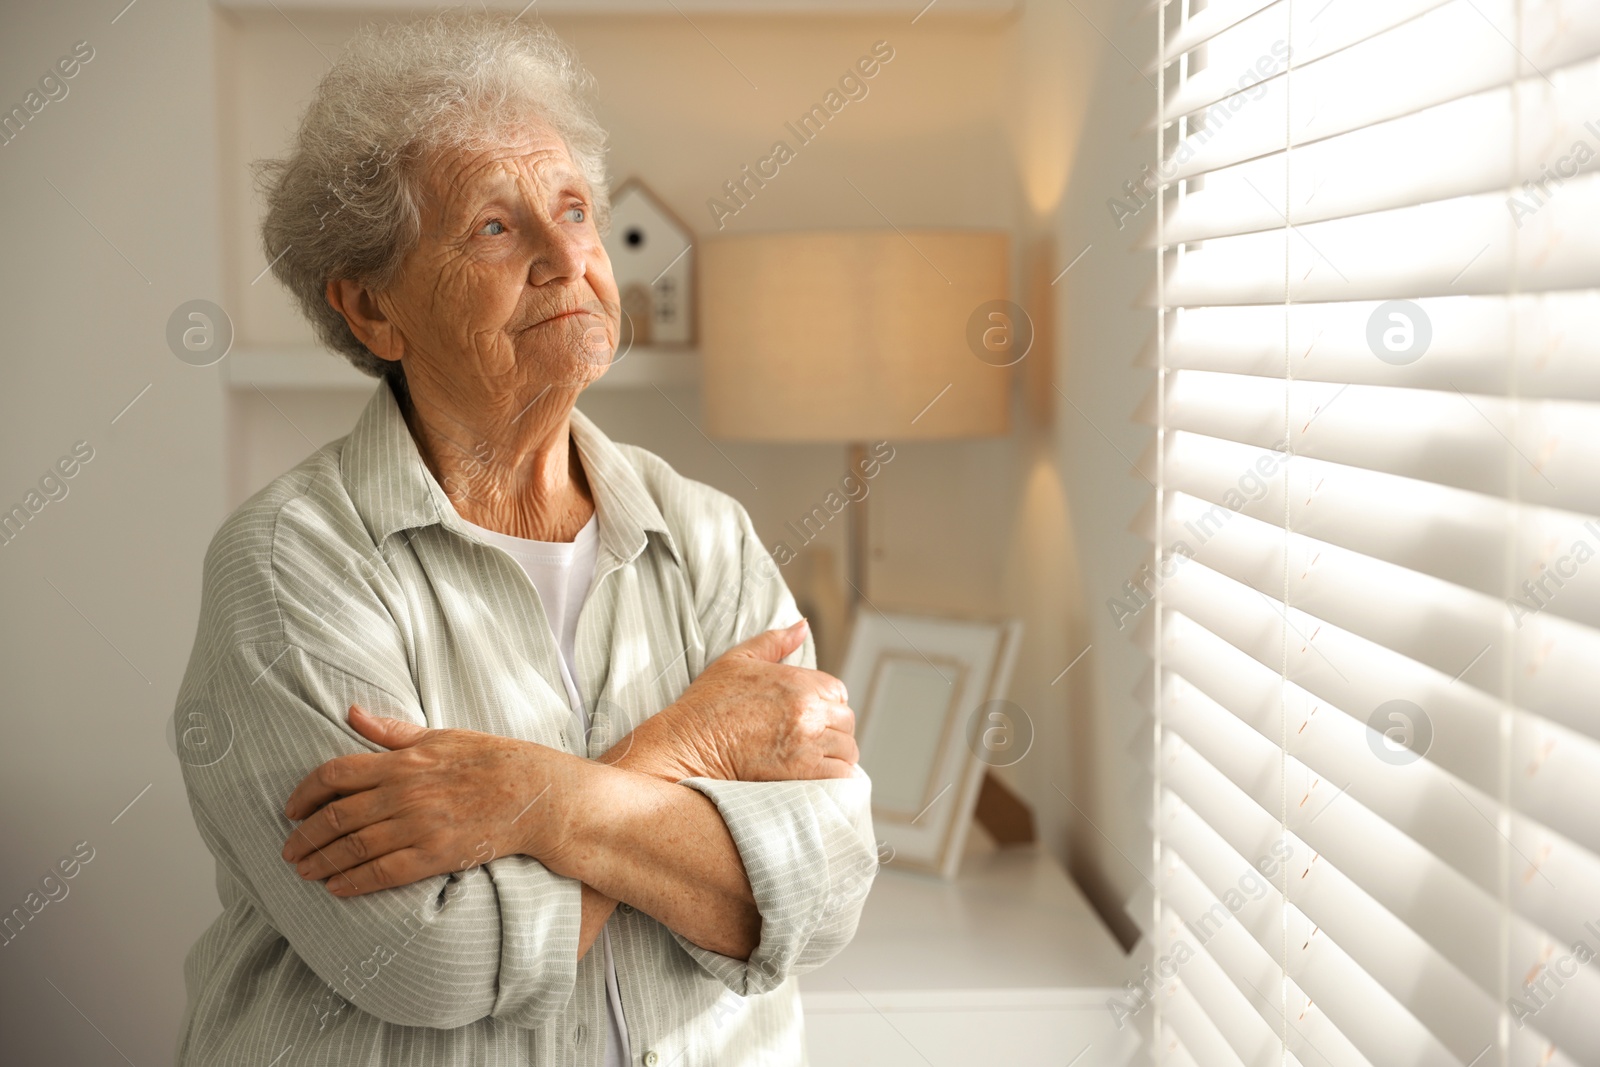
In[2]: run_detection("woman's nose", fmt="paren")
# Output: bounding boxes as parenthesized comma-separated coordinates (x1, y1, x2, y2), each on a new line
(527, 223, 587, 287)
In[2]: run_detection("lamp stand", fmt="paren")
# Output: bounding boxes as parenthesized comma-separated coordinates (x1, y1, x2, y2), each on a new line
(846, 441, 868, 616)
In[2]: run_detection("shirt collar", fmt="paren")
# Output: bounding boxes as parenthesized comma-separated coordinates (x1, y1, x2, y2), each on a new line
(341, 380, 680, 568)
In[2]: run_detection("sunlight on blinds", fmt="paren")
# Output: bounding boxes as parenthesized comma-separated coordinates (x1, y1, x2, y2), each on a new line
(1135, 0, 1600, 1063)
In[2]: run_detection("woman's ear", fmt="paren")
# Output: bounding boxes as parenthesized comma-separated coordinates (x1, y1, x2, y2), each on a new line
(326, 279, 403, 366)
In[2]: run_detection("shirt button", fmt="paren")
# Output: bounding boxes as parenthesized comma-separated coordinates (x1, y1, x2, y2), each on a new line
(618, 903, 634, 915)
(571, 1023, 587, 1046)
(643, 1052, 659, 1066)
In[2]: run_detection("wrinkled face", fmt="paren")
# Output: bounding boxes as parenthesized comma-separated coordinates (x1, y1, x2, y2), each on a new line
(378, 118, 618, 396)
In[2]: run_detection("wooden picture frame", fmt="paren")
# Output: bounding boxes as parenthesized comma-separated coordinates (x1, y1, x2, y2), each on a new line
(838, 612, 1024, 879)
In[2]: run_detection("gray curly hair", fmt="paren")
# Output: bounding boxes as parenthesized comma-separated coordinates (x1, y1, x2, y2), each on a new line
(256, 12, 612, 381)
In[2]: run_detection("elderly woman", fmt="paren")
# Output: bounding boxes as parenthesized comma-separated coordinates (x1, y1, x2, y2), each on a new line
(173, 14, 875, 1066)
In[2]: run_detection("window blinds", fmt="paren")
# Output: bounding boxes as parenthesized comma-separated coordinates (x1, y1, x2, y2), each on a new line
(1134, 0, 1600, 1064)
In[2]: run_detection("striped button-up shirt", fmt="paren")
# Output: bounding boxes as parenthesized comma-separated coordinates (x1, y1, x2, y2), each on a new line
(173, 381, 878, 1066)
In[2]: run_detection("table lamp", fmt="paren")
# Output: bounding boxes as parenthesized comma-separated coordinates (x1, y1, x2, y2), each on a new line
(699, 229, 1014, 614)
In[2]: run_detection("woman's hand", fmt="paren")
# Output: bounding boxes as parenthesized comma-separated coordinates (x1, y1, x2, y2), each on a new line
(280, 707, 567, 896)
(610, 619, 859, 783)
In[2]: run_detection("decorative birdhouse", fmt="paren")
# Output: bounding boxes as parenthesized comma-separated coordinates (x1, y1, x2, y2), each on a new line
(602, 178, 695, 348)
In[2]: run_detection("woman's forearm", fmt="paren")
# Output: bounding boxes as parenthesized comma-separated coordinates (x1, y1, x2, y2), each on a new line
(536, 758, 761, 961)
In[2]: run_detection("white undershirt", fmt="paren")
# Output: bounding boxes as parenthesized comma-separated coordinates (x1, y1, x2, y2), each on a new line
(458, 510, 629, 1067)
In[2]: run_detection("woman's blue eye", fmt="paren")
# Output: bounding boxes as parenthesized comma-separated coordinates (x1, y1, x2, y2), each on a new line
(480, 219, 506, 236)
(566, 206, 586, 223)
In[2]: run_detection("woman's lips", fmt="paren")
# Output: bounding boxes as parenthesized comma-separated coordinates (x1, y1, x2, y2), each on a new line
(521, 308, 587, 331)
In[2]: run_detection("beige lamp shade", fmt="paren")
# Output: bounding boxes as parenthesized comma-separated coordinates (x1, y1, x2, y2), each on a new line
(700, 230, 1013, 442)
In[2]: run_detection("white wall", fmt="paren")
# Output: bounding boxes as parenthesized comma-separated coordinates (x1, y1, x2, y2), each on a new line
(1006, 0, 1160, 947)
(0, 0, 226, 1063)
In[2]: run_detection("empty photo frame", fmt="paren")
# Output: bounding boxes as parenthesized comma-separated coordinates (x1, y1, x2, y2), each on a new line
(839, 613, 1023, 879)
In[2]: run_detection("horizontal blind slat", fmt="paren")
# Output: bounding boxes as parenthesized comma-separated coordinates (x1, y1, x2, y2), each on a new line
(1154, 55, 1600, 242)
(1158, 179, 1600, 305)
(1155, 371, 1600, 518)
(1158, 0, 1281, 66)
(1158, 294, 1600, 402)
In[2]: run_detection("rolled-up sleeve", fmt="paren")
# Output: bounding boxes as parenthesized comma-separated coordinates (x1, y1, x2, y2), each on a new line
(667, 503, 879, 995)
(175, 506, 582, 1031)
(674, 772, 876, 995)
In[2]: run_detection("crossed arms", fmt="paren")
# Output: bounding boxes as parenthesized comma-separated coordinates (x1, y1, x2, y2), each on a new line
(277, 618, 860, 962)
